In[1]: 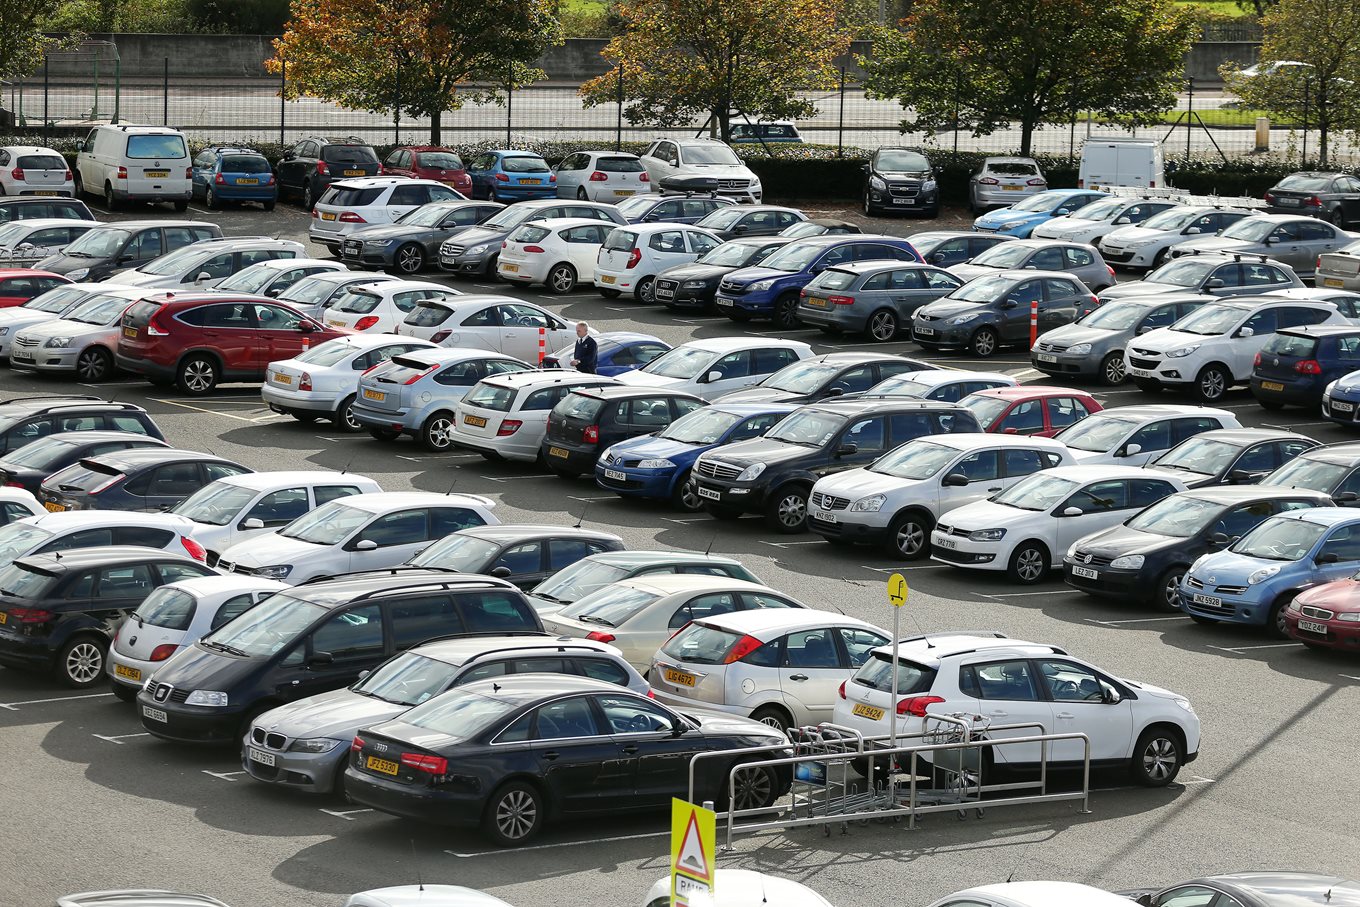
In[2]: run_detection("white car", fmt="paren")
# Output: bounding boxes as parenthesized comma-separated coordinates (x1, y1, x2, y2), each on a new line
(554, 151, 651, 202)
(595, 223, 724, 301)
(643, 872, 832, 907)
(650, 609, 889, 730)
(930, 465, 1188, 583)
(639, 138, 762, 203)
(616, 337, 813, 401)
(1055, 405, 1241, 467)
(273, 270, 400, 320)
(397, 295, 576, 362)
(0, 510, 204, 570)
(261, 334, 437, 430)
(449, 370, 620, 462)
(1098, 204, 1256, 271)
(0, 282, 131, 359)
(210, 258, 348, 299)
(322, 279, 456, 333)
(309, 177, 465, 251)
(109, 237, 308, 289)
(0, 218, 98, 267)
(833, 631, 1200, 786)
(1030, 196, 1178, 245)
(0, 145, 75, 197)
(924, 882, 1148, 907)
(1124, 297, 1347, 401)
(170, 470, 383, 564)
(105, 575, 287, 700)
(215, 491, 499, 585)
(808, 434, 1074, 558)
(498, 217, 616, 294)
(859, 369, 1016, 404)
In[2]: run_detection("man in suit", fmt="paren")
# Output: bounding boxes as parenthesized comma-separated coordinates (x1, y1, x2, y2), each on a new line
(570, 321, 598, 374)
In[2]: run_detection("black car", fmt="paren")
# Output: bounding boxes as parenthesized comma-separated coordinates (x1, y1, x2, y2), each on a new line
(40, 448, 250, 513)
(276, 136, 381, 209)
(862, 147, 939, 218)
(541, 386, 707, 479)
(0, 546, 216, 688)
(693, 205, 805, 240)
(0, 430, 169, 494)
(345, 674, 789, 846)
(0, 196, 94, 223)
(0, 396, 165, 456)
(339, 200, 503, 274)
(908, 230, 1014, 267)
(37, 220, 222, 281)
(653, 237, 790, 310)
(693, 399, 981, 532)
(1148, 428, 1320, 489)
(1124, 872, 1360, 907)
(779, 218, 862, 239)
(1064, 486, 1334, 611)
(1265, 171, 1360, 226)
(136, 569, 545, 745)
(718, 352, 937, 406)
(1250, 324, 1360, 409)
(407, 524, 626, 589)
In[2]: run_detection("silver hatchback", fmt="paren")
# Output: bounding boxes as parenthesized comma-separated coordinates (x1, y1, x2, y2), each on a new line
(796, 261, 964, 342)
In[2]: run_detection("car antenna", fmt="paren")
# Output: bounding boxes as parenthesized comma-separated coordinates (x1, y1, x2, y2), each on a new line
(573, 501, 590, 529)
(409, 839, 424, 892)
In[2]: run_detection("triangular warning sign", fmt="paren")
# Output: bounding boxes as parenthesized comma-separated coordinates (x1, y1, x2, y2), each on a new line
(675, 811, 711, 882)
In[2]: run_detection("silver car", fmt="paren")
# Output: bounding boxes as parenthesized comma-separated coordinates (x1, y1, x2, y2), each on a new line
(9, 287, 149, 381)
(968, 156, 1047, 213)
(1169, 213, 1358, 278)
(948, 238, 1115, 292)
(1030, 293, 1207, 385)
(795, 261, 964, 342)
(241, 635, 647, 794)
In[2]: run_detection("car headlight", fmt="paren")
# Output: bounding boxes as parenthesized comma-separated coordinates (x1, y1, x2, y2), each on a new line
(184, 690, 229, 707)
(968, 528, 1006, 541)
(850, 494, 885, 512)
(637, 458, 675, 469)
(1110, 554, 1144, 569)
(1165, 346, 1199, 358)
(44, 337, 72, 348)
(254, 564, 293, 579)
(66, 267, 89, 279)
(949, 313, 980, 325)
(1338, 612, 1360, 622)
(681, 280, 708, 289)
(1248, 565, 1282, 585)
(736, 462, 766, 482)
(287, 737, 342, 753)
(748, 279, 777, 292)
(869, 176, 886, 191)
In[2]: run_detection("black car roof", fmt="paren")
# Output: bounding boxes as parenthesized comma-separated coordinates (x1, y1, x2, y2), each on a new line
(15, 545, 195, 574)
(83, 448, 236, 470)
(289, 569, 522, 608)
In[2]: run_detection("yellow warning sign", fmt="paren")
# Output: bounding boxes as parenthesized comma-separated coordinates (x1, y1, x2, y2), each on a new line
(887, 572, 908, 607)
(670, 798, 716, 907)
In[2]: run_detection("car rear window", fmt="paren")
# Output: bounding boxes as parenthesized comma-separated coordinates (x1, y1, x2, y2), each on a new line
(322, 187, 384, 207)
(222, 155, 271, 174)
(17, 155, 66, 170)
(405, 302, 452, 327)
(322, 145, 379, 164)
(1261, 333, 1319, 358)
(661, 622, 746, 665)
(463, 382, 517, 412)
(598, 157, 645, 173)
(603, 230, 638, 252)
(502, 156, 549, 173)
(126, 134, 187, 159)
(851, 651, 937, 694)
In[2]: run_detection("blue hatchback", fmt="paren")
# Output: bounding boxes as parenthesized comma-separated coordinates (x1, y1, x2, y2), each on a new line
(190, 146, 277, 210)
(465, 150, 557, 202)
(595, 403, 797, 510)
(972, 189, 1108, 237)
(714, 235, 921, 329)
(1181, 507, 1360, 636)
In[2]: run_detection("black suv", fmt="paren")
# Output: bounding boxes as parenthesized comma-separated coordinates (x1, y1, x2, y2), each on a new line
(719, 352, 936, 405)
(862, 147, 939, 218)
(276, 136, 381, 209)
(0, 430, 168, 494)
(136, 569, 545, 744)
(0, 197, 94, 223)
(693, 399, 981, 532)
(541, 386, 707, 479)
(38, 220, 222, 281)
(0, 396, 165, 456)
(0, 546, 216, 688)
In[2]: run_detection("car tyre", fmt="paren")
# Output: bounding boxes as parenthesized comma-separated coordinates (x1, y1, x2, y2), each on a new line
(671, 470, 703, 513)
(599, 288, 621, 299)
(887, 510, 933, 560)
(483, 781, 545, 847)
(774, 292, 801, 330)
(176, 355, 219, 396)
(1007, 540, 1048, 585)
(867, 308, 899, 342)
(969, 326, 999, 358)
(334, 394, 362, 432)
(547, 263, 577, 295)
(368, 427, 401, 441)
(57, 636, 107, 689)
(1130, 726, 1183, 787)
(1154, 566, 1187, 612)
(1099, 352, 1127, 386)
(75, 346, 113, 382)
(421, 411, 456, 452)
(765, 485, 809, 534)
(750, 705, 793, 732)
(1192, 364, 1229, 403)
(394, 243, 425, 275)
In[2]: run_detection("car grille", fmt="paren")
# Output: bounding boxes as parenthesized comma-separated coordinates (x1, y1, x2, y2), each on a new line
(251, 726, 288, 750)
(1070, 551, 1114, 566)
(811, 491, 849, 511)
(718, 279, 746, 295)
(888, 182, 920, 198)
(718, 179, 750, 190)
(1129, 357, 1160, 370)
(1301, 605, 1335, 620)
(696, 460, 741, 480)
(1035, 340, 1069, 353)
(12, 336, 39, 349)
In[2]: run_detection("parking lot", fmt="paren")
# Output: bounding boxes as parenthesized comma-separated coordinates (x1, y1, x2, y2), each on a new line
(2, 197, 1359, 907)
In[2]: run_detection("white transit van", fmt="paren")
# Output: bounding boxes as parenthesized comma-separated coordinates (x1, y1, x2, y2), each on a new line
(1078, 138, 1166, 192)
(75, 124, 192, 211)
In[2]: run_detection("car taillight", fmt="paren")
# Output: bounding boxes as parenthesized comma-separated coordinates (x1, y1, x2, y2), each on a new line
(583, 424, 599, 443)
(1253, 352, 1262, 367)
(214, 174, 225, 185)
(589, 171, 608, 182)
(723, 634, 764, 664)
(317, 161, 329, 175)
(829, 295, 855, 306)
(300, 372, 312, 391)
(149, 644, 179, 662)
(400, 752, 449, 774)
(338, 212, 365, 223)
(10, 167, 23, 181)
(180, 536, 206, 561)
(354, 316, 380, 331)
(351, 736, 364, 751)
(838, 681, 847, 700)
(405, 363, 439, 384)
(1296, 359, 1323, 375)
(116, 166, 128, 180)
(896, 695, 946, 717)
(495, 173, 510, 182)
(524, 245, 545, 254)
(585, 630, 615, 643)
(1305, 195, 1323, 207)
(626, 248, 642, 269)
(90, 474, 126, 495)
(5, 608, 53, 623)
(977, 177, 999, 185)
(497, 419, 522, 436)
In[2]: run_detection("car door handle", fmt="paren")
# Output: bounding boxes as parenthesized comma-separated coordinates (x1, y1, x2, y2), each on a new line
(540, 751, 560, 761)
(788, 673, 809, 681)
(622, 744, 639, 755)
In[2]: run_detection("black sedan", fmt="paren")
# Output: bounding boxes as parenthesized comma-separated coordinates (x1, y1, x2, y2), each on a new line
(39, 448, 250, 513)
(717, 352, 938, 406)
(1125, 871, 1360, 907)
(0, 430, 168, 495)
(339, 200, 503, 274)
(1265, 171, 1360, 226)
(1148, 427, 1321, 489)
(653, 237, 790, 310)
(345, 675, 790, 846)
(1064, 486, 1333, 611)
(407, 524, 625, 589)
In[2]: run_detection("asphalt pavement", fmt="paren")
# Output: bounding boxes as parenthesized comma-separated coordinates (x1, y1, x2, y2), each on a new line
(1, 196, 1358, 907)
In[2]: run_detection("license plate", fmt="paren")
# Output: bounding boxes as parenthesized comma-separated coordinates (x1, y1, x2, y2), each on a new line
(143, 170, 170, 178)
(362, 388, 385, 402)
(114, 664, 141, 681)
(600, 274, 616, 285)
(915, 325, 935, 336)
(1261, 381, 1285, 392)
(893, 198, 915, 205)
(463, 414, 487, 427)
(806, 296, 829, 308)
(236, 178, 259, 185)
(813, 509, 837, 524)
(852, 703, 885, 720)
(1298, 619, 1329, 635)
(272, 372, 292, 385)
(697, 486, 721, 501)
(1332, 400, 1355, 412)
(1277, 197, 1300, 206)
(1192, 593, 1222, 607)
(1072, 565, 1099, 580)
(715, 296, 733, 307)
(123, 326, 138, 339)
(518, 179, 542, 185)
(142, 706, 167, 723)
(248, 747, 276, 766)
(615, 190, 635, 197)
(344, 169, 365, 177)
(502, 263, 519, 273)
(1037, 353, 1058, 364)
(320, 212, 337, 221)
(1324, 278, 1345, 288)
(936, 536, 957, 549)
(366, 755, 399, 776)
(44, 501, 65, 513)
(548, 446, 569, 459)
(604, 468, 627, 481)
(663, 667, 696, 687)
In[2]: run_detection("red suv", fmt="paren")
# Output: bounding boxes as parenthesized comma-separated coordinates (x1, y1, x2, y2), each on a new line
(381, 146, 473, 195)
(960, 385, 1102, 437)
(116, 293, 344, 395)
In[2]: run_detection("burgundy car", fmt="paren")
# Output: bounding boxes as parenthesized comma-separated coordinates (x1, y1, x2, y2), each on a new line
(382, 146, 473, 196)
(115, 293, 345, 395)
(1285, 575, 1360, 652)
(960, 385, 1103, 437)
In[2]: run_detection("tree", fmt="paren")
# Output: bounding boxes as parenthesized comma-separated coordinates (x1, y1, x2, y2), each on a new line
(579, 0, 852, 143)
(0, 0, 61, 80)
(1223, 0, 1360, 165)
(269, 0, 561, 144)
(860, 0, 1198, 157)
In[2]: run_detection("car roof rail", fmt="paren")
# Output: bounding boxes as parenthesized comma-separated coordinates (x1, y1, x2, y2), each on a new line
(414, 630, 553, 646)
(457, 640, 609, 664)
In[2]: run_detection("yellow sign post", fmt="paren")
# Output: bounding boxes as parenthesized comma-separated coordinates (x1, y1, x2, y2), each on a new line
(670, 798, 716, 907)
(886, 573, 908, 747)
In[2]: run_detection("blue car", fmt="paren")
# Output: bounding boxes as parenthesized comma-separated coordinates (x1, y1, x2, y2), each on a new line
(614, 194, 736, 225)
(715, 235, 921, 329)
(190, 146, 277, 210)
(595, 403, 797, 510)
(542, 331, 672, 377)
(972, 189, 1108, 237)
(465, 150, 557, 202)
(1181, 507, 1360, 636)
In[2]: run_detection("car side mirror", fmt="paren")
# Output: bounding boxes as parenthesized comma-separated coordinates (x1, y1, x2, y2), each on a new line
(490, 566, 513, 578)
(241, 517, 265, 530)
(1206, 278, 1225, 289)
(703, 370, 722, 384)
(836, 443, 858, 457)
(354, 538, 378, 551)
(1062, 506, 1084, 517)
(1318, 552, 1340, 564)
(1337, 491, 1360, 504)
(1121, 443, 1142, 457)
(1226, 468, 1251, 484)
(942, 472, 969, 487)
(308, 651, 334, 667)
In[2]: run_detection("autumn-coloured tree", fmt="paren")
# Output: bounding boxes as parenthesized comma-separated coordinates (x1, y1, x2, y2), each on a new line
(861, 0, 1198, 156)
(579, 0, 852, 142)
(269, 0, 561, 144)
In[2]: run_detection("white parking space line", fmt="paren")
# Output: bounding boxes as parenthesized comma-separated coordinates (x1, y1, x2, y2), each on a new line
(446, 828, 669, 857)
(0, 692, 113, 711)
(202, 770, 248, 782)
(1206, 642, 1300, 654)
(93, 732, 152, 744)
(1084, 616, 1193, 626)
(319, 807, 374, 820)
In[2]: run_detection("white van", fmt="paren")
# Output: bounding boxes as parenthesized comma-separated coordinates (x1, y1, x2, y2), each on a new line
(75, 124, 192, 212)
(1077, 138, 1166, 192)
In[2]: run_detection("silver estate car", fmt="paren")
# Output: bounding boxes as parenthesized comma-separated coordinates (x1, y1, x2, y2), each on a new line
(1030, 294, 1208, 385)
(795, 261, 963, 342)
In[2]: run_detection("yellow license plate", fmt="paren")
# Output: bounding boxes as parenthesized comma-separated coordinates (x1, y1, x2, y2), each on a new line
(366, 755, 400, 776)
(1324, 278, 1345, 288)
(463, 414, 487, 427)
(123, 326, 138, 339)
(362, 388, 385, 401)
(806, 297, 829, 308)
(272, 373, 292, 385)
(664, 668, 696, 687)
(852, 703, 885, 720)
(321, 212, 337, 221)
(344, 169, 365, 177)
(600, 274, 616, 285)
(44, 501, 65, 513)
(236, 178, 259, 185)
(548, 446, 569, 459)
(114, 664, 141, 681)
(615, 190, 635, 197)
(143, 170, 170, 178)
(518, 178, 542, 185)
(1261, 381, 1285, 392)
(502, 263, 519, 273)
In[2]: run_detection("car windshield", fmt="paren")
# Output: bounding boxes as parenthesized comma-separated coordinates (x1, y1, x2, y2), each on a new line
(869, 440, 959, 479)
(2, 436, 79, 469)
(765, 410, 844, 447)
(960, 395, 1010, 430)
(661, 622, 745, 665)
(133, 587, 196, 631)
(1071, 199, 1125, 221)
(1058, 416, 1138, 453)
(876, 150, 929, 171)
(970, 244, 1032, 268)
(759, 242, 825, 273)
(0, 562, 55, 598)
(1079, 302, 1148, 331)
(1154, 438, 1240, 476)
(640, 346, 713, 380)
(1172, 304, 1243, 336)
(296, 339, 360, 367)
(700, 208, 746, 230)
(1265, 457, 1347, 492)
(1219, 218, 1277, 242)
(215, 266, 278, 294)
(66, 295, 131, 326)
(762, 361, 838, 394)
(0, 523, 52, 567)
(399, 688, 518, 740)
(698, 243, 767, 267)
(950, 275, 1012, 303)
(1140, 207, 1205, 231)
(138, 245, 205, 276)
(532, 558, 630, 604)
(277, 501, 369, 546)
(63, 227, 131, 258)
(1009, 193, 1069, 213)
(993, 474, 1079, 511)
(201, 593, 324, 657)
(851, 652, 935, 693)
(681, 144, 741, 166)
(402, 205, 454, 228)
(1125, 495, 1224, 538)
(558, 584, 662, 626)
(1278, 174, 1333, 191)
(352, 651, 457, 706)
(1231, 517, 1327, 561)
(1148, 258, 1214, 287)
(660, 408, 744, 444)
(171, 482, 256, 526)
(22, 286, 90, 314)
(407, 534, 500, 571)
(502, 155, 549, 173)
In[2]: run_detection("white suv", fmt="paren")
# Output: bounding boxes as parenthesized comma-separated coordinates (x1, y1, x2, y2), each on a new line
(111, 237, 307, 289)
(1125, 297, 1347, 401)
(831, 631, 1201, 786)
(639, 139, 762, 203)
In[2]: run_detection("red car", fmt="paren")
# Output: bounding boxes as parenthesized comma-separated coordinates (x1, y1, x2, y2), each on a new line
(115, 293, 345, 396)
(381, 146, 473, 195)
(1285, 578, 1360, 652)
(0, 269, 71, 308)
(960, 385, 1102, 437)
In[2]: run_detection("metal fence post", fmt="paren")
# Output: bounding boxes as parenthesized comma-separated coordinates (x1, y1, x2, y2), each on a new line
(506, 66, 513, 146)
(163, 58, 169, 126)
(615, 64, 624, 152)
(837, 66, 845, 159)
(279, 59, 286, 148)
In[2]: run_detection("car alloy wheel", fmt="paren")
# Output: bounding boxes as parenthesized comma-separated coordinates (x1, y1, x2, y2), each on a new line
(76, 347, 112, 382)
(60, 638, 105, 688)
(395, 244, 425, 274)
(177, 356, 219, 395)
(1100, 352, 1126, 385)
(422, 412, 456, 452)
(970, 327, 998, 358)
(1008, 543, 1047, 584)
(729, 764, 776, 811)
(547, 263, 577, 294)
(1195, 365, 1227, 402)
(868, 309, 898, 342)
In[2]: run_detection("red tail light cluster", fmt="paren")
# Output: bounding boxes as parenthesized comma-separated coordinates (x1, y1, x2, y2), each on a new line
(583, 425, 599, 443)
(149, 644, 179, 662)
(723, 634, 764, 664)
(497, 419, 522, 436)
(353, 316, 380, 331)
(400, 752, 449, 775)
(180, 536, 206, 561)
(5, 608, 53, 623)
(626, 248, 642, 269)
(896, 695, 946, 717)
(589, 171, 609, 182)
(1295, 359, 1323, 375)
(585, 629, 615, 643)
